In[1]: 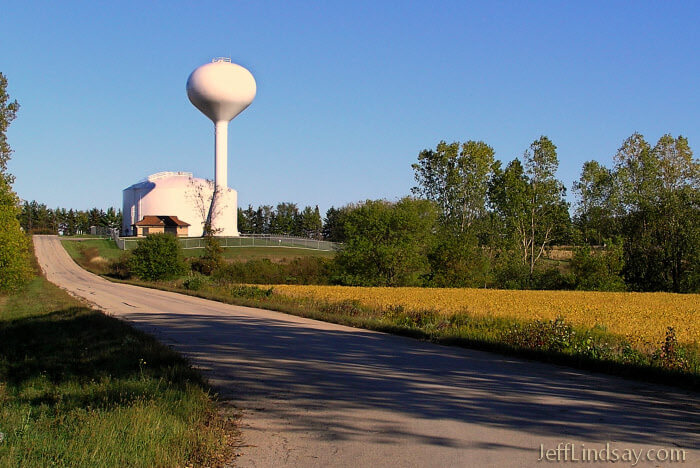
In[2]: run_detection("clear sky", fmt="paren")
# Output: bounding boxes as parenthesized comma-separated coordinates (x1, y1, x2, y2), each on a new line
(1, 1, 698, 215)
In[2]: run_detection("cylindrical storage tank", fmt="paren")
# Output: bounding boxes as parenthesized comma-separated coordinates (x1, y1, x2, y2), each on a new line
(122, 172, 238, 237)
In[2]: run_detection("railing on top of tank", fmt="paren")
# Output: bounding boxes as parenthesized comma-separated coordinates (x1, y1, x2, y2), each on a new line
(115, 233, 341, 252)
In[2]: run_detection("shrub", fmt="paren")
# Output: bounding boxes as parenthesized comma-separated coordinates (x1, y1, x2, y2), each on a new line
(192, 234, 224, 276)
(108, 253, 132, 279)
(229, 285, 273, 299)
(129, 234, 186, 281)
(183, 274, 208, 291)
(503, 318, 576, 353)
(653, 327, 689, 371)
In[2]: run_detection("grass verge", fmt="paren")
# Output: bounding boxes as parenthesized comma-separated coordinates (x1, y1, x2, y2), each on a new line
(0, 274, 237, 466)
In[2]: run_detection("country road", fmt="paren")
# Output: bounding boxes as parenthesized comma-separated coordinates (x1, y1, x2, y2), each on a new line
(34, 235, 698, 467)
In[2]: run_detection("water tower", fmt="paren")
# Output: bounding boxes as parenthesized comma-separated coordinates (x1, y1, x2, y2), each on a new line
(187, 58, 256, 235)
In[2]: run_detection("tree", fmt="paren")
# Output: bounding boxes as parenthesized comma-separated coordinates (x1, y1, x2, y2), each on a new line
(0, 73, 20, 184)
(298, 205, 323, 239)
(412, 140, 495, 232)
(104, 207, 120, 229)
(571, 240, 626, 291)
(0, 72, 32, 292)
(237, 206, 250, 232)
(270, 202, 298, 235)
(322, 206, 350, 242)
(335, 198, 438, 286)
(572, 160, 619, 245)
(254, 205, 273, 234)
(490, 136, 569, 278)
(652, 135, 699, 292)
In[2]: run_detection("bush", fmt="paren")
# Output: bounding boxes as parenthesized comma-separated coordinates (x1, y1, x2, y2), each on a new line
(129, 234, 186, 281)
(229, 285, 273, 299)
(182, 274, 208, 291)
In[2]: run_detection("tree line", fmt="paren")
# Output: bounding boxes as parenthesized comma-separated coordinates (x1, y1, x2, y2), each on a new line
(18, 202, 122, 235)
(237, 203, 323, 238)
(325, 134, 699, 293)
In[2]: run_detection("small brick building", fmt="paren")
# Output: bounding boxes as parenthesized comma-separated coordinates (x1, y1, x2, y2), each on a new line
(132, 215, 190, 237)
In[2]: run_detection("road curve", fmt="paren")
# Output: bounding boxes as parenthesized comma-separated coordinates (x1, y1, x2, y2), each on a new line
(34, 235, 698, 467)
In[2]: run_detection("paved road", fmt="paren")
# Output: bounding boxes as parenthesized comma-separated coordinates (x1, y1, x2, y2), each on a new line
(34, 235, 698, 467)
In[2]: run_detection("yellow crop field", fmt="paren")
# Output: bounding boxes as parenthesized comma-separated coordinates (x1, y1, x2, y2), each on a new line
(271, 285, 700, 347)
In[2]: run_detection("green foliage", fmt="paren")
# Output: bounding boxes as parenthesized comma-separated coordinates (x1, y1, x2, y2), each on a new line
(129, 234, 186, 281)
(490, 137, 570, 277)
(269, 202, 298, 235)
(605, 133, 700, 292)
(183, 274, 208, 291)
(0, 72, 19, 180)
(571, 241, 626, 291)
(192, 230, 223, 275)
(503, 318, 576, 353)
(334, 198, 438, 286)
(412, 140, 495, 232)
(492, 252, 531, 289)
(427, 229, 490, 287)
(573, 160, 619, 244)
(0, 180, 32, 293)
(0, 73, 32, 293)
(322, 206, 351, 242)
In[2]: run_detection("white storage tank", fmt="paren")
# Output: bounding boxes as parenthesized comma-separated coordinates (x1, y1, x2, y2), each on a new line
(122, 171, 238, 237)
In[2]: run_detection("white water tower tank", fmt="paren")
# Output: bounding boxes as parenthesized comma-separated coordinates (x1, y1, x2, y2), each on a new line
(187, 58, 256, 236)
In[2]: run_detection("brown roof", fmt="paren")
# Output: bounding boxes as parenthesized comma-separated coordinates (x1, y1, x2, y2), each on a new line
(134, 215, 190, 227)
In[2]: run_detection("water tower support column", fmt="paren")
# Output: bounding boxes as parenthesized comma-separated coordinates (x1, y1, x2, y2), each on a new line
(215, 121, 228, 189)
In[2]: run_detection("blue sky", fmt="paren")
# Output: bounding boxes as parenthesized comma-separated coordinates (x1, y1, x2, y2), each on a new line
(2, 1, 698, 215)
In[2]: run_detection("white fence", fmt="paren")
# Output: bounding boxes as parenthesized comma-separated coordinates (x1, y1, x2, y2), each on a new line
(115, 233, 340, 252)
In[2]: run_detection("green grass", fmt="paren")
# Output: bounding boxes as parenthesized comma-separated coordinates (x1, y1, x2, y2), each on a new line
(187, 246, 335, 261)
(62, 239, 335, 272)
(0, 275, 236, 467)
(61, 239, 123, 261)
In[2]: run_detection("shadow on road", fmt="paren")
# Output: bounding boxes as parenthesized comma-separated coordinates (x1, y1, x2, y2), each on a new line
(120, 308, 700, 450)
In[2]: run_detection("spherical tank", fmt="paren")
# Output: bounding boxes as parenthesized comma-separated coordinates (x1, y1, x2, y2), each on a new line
(186, 60, 257, 123)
